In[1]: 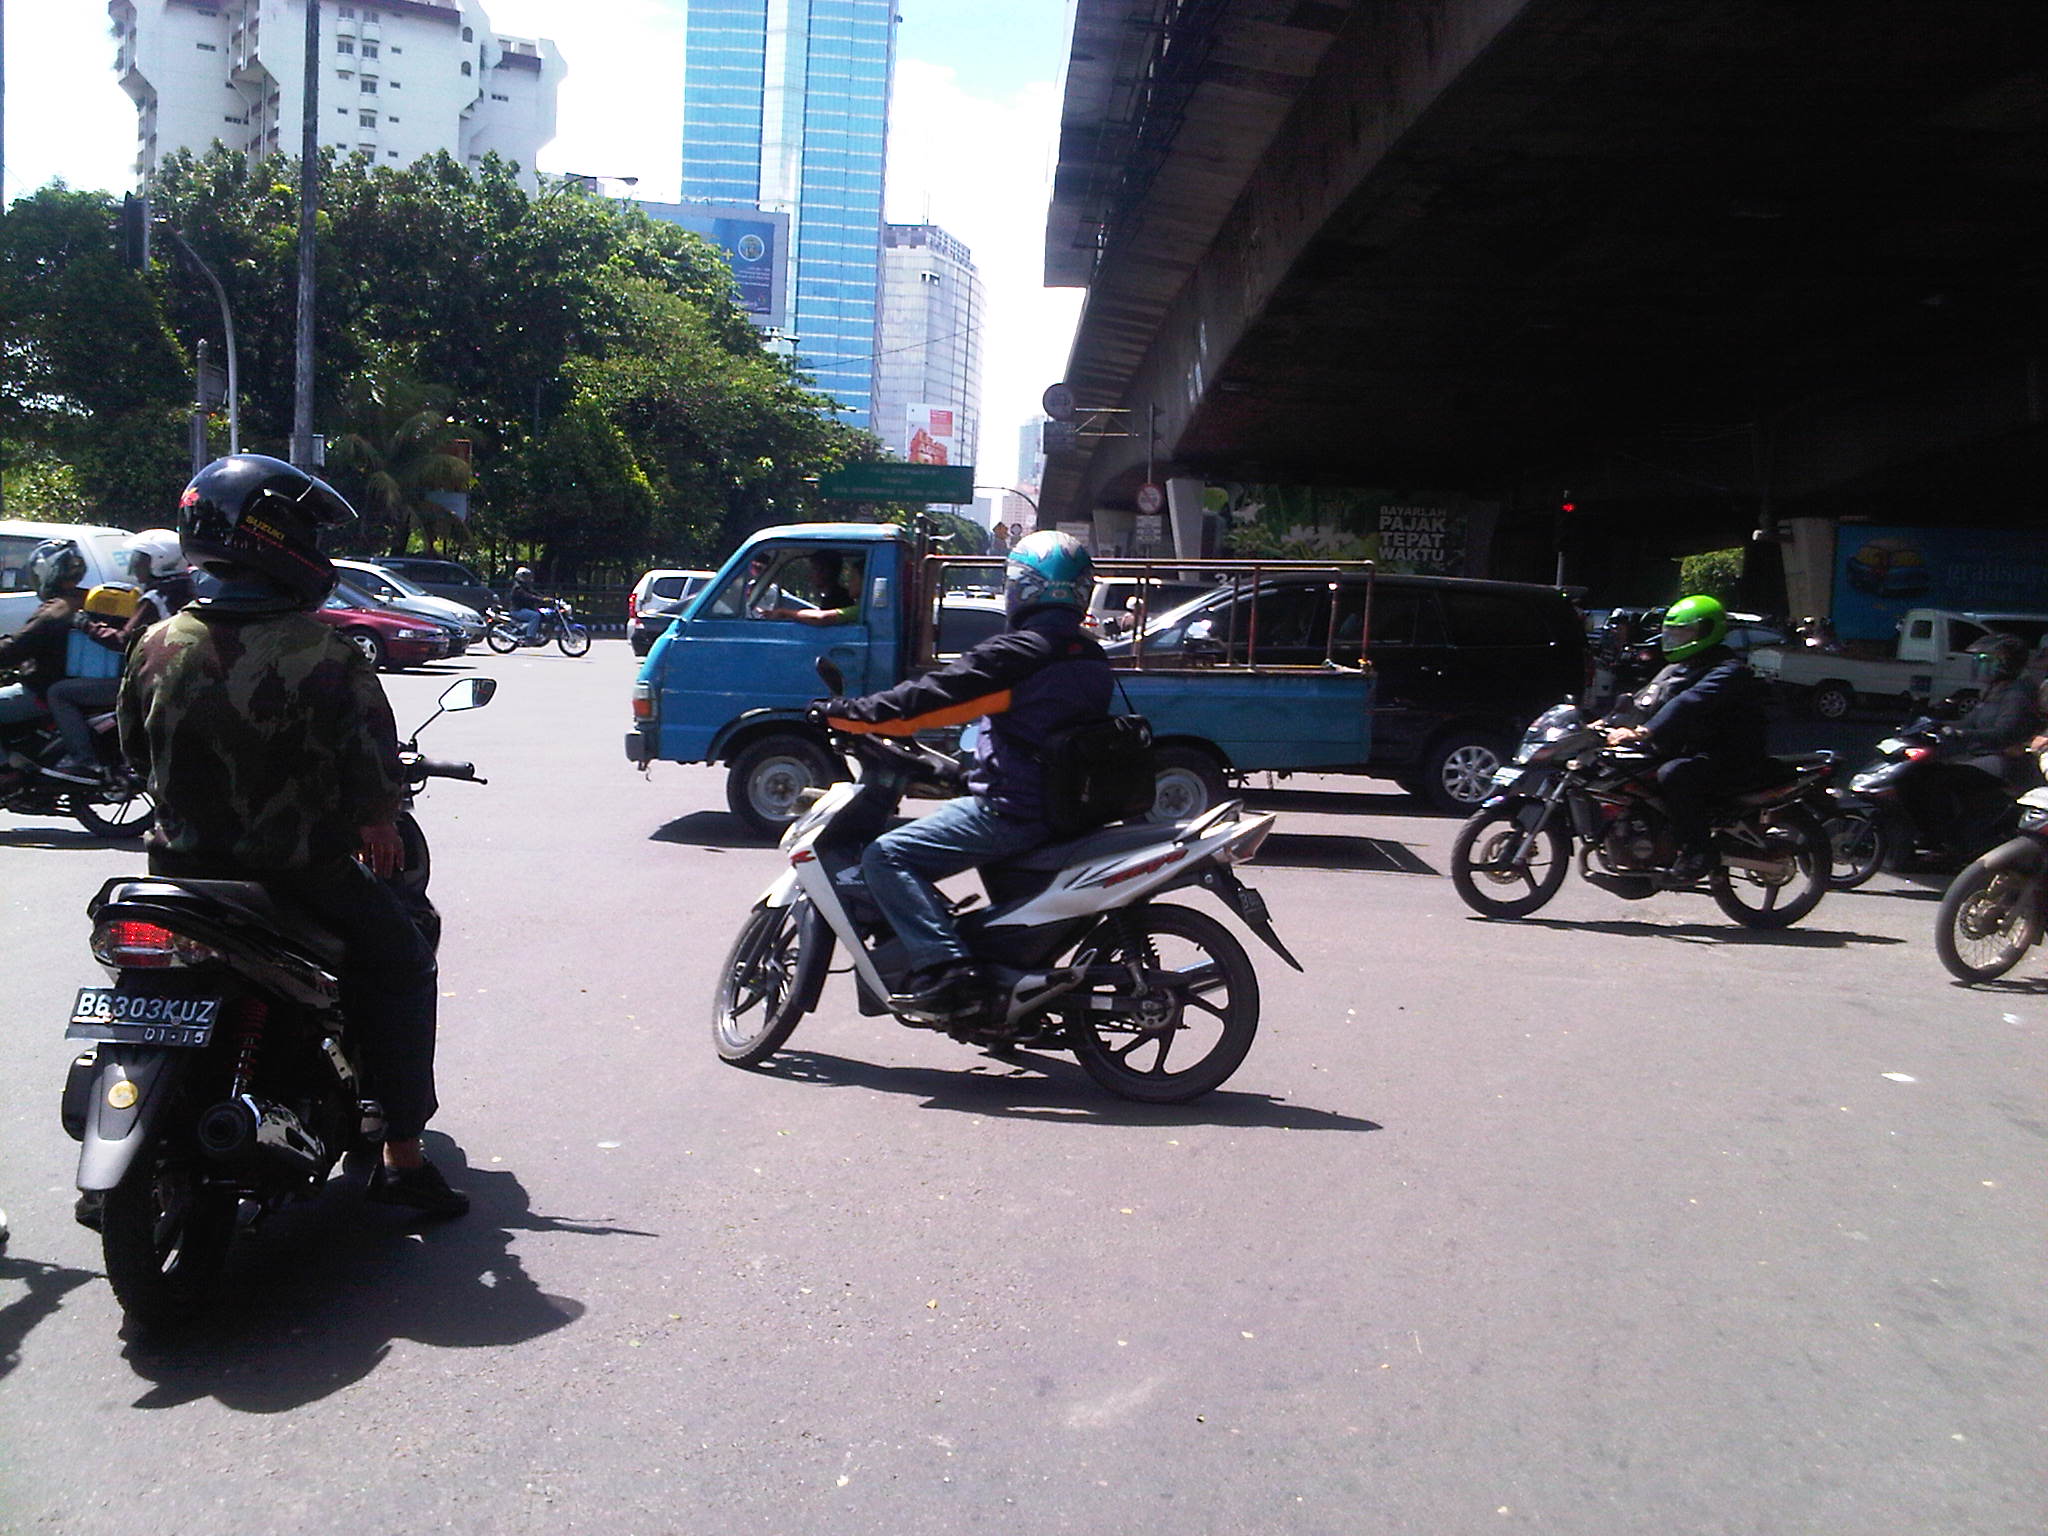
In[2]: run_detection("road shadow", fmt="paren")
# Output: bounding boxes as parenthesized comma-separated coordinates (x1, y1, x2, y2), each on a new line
(1251, 830, 1438, 875)
(120, 1139, 647, 1413)
(650, 810, 770, 850)
(1242, 784, 1424, 817)
(0, 1253, 100, 1381)
(0, 825, 146, 850)
(1946, 974, 2048, 994)
(752, 1049, 1383, 1133)
(1515, 916, 1908, 948)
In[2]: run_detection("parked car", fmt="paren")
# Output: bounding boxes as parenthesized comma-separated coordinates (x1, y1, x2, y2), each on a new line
(334, 559, 487, 643)
(1106, 571, 1588, 810)
(358, 555, 501, 617)
(0, 520, 138, 638)
(629, 568, 717, 656)
(1087, 577, 1215, 637)
(313, 584, 452, 670)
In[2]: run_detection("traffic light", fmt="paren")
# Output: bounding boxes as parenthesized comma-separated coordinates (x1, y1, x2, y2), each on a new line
(119, 192, 151, 271)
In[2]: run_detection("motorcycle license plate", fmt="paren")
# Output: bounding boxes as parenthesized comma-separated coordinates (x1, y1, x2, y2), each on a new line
(66, 987, 222, 1047)
(1233, 884, 1272, 924)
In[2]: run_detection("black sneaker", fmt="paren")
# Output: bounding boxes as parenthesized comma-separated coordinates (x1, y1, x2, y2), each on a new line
(1669, 847, 1716, 883)
(889, 962, 987, 1025)
(368, 1158, 470, 1218)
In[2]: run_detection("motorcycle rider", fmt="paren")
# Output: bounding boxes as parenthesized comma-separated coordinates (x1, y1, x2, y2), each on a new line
(1603, 593, 1774, 881)
(1902, 634, 2042, 852)
(46, 530, 194, 782)
(815, 531, 1114, 1019)
(118, 455, 466, 1216)
(509, 565, 548, 643)
(0, 540, 88, 727)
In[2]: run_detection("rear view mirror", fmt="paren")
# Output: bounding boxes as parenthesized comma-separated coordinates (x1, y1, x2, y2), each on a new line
(1183, 618, 1226, 662)
(440, 677, 496, 711)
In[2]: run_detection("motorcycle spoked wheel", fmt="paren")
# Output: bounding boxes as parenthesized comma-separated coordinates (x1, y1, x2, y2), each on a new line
(1934, 859, 2041, 983)
(1822, 811, 1890, 890)
(713, 897, 819, 1067)
(1708, 806, 1829, 929)
(1062, 903, 1259, 1104)
(71, 782, 155, 841)
(484, 624, 522, 654)
(1449, 802, 1570, 919)
(555, 625, 591, 657)
(100, 1135, 237, 1335)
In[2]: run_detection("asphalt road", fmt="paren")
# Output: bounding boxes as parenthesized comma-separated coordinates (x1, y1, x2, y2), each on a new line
(1, 642, 2042, 1535)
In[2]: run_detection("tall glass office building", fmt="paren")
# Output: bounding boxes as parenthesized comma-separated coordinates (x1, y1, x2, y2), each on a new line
(682, 0, 896, 430)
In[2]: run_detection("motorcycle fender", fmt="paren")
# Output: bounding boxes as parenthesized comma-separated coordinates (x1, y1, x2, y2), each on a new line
(75, 1046, 197, 1192)
(1981, 836, 2047, 875)
(759, 867, 802, 909)
(789, 899, 837, 1016)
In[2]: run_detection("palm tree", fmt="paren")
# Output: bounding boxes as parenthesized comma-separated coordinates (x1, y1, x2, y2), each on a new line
(327, 369, 473, 554)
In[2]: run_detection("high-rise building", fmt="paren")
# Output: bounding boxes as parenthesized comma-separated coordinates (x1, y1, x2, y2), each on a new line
(873, 223, 983, 469)
(108, 0, 561, 189)
(680, 0, 896, 430)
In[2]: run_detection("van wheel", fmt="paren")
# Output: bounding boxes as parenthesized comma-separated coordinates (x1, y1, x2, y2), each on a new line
(1418, 730, 1506, 815)
(727, 734, 836, 841)
(1808, 681, 1854, 720)
(1149, 746, 1228, 823)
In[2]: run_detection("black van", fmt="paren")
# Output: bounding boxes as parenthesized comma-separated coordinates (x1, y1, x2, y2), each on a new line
(1106, 573, 1588, 812)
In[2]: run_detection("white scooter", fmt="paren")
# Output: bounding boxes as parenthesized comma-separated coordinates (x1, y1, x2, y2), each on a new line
(711, 665, 1299, 1103)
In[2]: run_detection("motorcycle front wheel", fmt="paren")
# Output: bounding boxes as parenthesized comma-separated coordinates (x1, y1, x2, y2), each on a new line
(1450, 801, 1570, 919)
(1709, 806, 1829, 929)
(485, 624, 521, 654)
(1935, 858, 2041, 983)
(100, 1135, 235, 1335)
(72, 784, 154, 841)
(1823, 810, 1890, 890)
(556, 625, 591, 657)
(1064, 903, 1259, 1103)
(712, 898, 817, 1066)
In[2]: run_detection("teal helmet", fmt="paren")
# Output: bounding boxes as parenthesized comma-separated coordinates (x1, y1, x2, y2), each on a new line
(1659, 594, 1730, 660)
(1004, 530, 1093, 620)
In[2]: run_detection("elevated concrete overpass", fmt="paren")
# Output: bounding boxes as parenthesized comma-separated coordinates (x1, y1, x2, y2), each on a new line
(1041, 0, 2048, 611)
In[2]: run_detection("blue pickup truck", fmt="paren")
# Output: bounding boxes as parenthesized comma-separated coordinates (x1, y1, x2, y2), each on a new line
(625, 523, 1389, 838)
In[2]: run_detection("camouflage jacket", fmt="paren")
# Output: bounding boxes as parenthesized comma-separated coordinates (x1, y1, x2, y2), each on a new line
(118, 606, 406, 870)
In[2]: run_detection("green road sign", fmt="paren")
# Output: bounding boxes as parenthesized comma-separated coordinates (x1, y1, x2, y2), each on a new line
(817, 462, 976, 504)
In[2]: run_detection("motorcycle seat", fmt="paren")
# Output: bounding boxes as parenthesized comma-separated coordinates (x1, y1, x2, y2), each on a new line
(989, 820, 1173, 875)
(96, 878, 348, 968)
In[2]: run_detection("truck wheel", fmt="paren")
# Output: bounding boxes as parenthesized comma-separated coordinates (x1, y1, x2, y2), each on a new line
(727, 734, 835, 841)
(1808, 681, 1854, 720)
(1149, 745, 1228, 823)
(1417, 730, 1507, 815)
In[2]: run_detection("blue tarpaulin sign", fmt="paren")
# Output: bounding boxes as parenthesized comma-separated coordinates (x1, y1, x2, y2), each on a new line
(1833, 525, 2048, 640)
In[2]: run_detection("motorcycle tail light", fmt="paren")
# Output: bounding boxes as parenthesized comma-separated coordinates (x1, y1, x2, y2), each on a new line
(1904, 746, 1933, 762)
(91, 919, 221, 969)
(1223, 819, 1273, 863)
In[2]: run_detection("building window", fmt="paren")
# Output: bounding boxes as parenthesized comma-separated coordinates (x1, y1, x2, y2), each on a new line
(195, 41, 218, 51)
(387, 115, 399, 123)
(490, 93, 509, 102)
(461, 61, 472, 75)
(365, 9, 381, 20)
(389, 80, 400, 89)
(361, 78, 378, 93)
(359, 110, 377, 127)
(462, 25, 473, 41)
(338, 4, 354, 15)
(361, 42, 378, 58)
(337, 38, 354, 53)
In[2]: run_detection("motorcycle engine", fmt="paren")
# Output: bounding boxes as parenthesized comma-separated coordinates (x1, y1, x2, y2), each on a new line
(1601, 807, 1677, 871)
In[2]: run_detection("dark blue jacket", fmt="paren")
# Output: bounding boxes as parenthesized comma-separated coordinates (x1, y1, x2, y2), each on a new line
(1641, 647, 1770, 763)
(823, 608, 1115, 822)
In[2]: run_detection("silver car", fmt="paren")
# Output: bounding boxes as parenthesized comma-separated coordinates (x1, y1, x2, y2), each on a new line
(333, 559, 488, 643)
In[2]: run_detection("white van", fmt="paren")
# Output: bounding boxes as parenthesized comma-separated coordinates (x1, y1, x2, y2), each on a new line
(0, 521, 138, 638)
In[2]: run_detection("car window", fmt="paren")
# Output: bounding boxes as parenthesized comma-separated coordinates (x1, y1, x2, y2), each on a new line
(1440, 590, 1553, 648)
(649, 577, 688, 600)
(1335, 584, 1437, 648)
(0, 535, 42, 593)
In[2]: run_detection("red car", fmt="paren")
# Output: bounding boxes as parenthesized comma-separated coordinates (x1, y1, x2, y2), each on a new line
(314, 586, 452, 670)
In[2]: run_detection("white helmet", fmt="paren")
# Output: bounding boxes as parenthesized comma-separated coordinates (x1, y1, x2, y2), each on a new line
(118, 528, 188, 579)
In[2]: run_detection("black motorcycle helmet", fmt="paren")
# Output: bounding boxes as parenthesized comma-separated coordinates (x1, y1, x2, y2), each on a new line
(177, 454, 356, 608)
(1974, 633, 2029, 685)
(26, 538, 87, 600)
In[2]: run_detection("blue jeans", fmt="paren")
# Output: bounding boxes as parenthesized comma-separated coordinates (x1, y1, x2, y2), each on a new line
(860, 795, 1048, 974)
(512, 607, 542, 641)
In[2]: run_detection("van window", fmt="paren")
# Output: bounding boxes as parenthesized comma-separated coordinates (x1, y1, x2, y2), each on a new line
(648, 576, 688, 601)
(1441, 590, 1553, 648)
(705, 548, 867, 621)
(1337, 584, 1437, 648)
(1907, 618, 1934, 641)
(0, 535, 41, 592)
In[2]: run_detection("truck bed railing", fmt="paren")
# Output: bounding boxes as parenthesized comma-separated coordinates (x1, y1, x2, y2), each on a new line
(913, 554, 1377, 674)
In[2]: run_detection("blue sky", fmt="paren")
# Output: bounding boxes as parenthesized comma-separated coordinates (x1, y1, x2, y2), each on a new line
(1, 0, 1080, 487)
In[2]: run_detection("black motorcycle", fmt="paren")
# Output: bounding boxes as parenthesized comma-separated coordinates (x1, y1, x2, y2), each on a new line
(1450, 702, 1833, 929)
(1934, 771, 2048, 983)
(59, 677, 492, 1333)
(0, 668, 155, 840)
(1821, 716, 2024, 889)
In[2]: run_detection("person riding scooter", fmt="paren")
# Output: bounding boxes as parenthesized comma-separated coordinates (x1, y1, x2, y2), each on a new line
(1899, 634, 2042, 856)
(814, 531, 1114, 1021)
(0, 540, 88, 727)
(1602, 593, 1775, 881)
(45, 529, 193, 782)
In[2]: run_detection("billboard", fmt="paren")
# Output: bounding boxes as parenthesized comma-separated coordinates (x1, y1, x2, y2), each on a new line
(906, 404, 957, 465)
(1832, 525, 2048, 641)
(637, 201, 790, 330)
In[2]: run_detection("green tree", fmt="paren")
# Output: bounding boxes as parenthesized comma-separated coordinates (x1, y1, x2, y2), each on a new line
(325, 366, 473, 554)
(1678, 547, 1744, 605)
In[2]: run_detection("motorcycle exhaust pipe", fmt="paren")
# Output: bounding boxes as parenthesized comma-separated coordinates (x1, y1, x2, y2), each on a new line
(196, 1095, 325, 1176)
(1721, 852, 1794, 879)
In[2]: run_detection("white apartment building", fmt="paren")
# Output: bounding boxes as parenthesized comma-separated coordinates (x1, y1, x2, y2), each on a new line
(108, 0, 562, 188)
(873, 223, 984, 468)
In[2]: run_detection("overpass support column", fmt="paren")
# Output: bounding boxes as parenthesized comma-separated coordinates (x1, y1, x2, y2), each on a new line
(1167, 476, 1208, 561)
(1779, 517, 1838, 619)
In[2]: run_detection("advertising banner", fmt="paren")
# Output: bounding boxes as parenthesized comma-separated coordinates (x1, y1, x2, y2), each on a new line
(1831, 525, 2048, 640)
(712, 217, 779, 319)
(906, 404, 957, 465)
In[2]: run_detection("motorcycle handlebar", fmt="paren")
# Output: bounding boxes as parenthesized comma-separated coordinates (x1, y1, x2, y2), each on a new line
(415, 756, 479, 782)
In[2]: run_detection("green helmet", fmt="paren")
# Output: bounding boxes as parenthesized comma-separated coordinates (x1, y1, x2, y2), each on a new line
(1659, 594, 1729, 660)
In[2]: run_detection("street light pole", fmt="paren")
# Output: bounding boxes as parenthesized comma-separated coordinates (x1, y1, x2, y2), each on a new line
(290, 0, 319, 468)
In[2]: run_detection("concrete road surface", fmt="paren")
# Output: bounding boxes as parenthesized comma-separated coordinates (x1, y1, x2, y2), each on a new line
(1, 642, 2041, 1535)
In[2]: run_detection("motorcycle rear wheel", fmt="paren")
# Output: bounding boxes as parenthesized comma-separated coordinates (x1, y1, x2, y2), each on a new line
(101, 1137, 235, 1335)
(1450, 802, 1570, 919)
(556, 625, 591, 657)
(1935, 858, 2040, 983)
(72, 784, 154, 841)
(1064, 903, 1259, 1103)
(1822, 811, 1890, 890)
(485, 624, 521, 654)
(713, 898, 815, 1066)
(1709, 806, 1828, 929)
